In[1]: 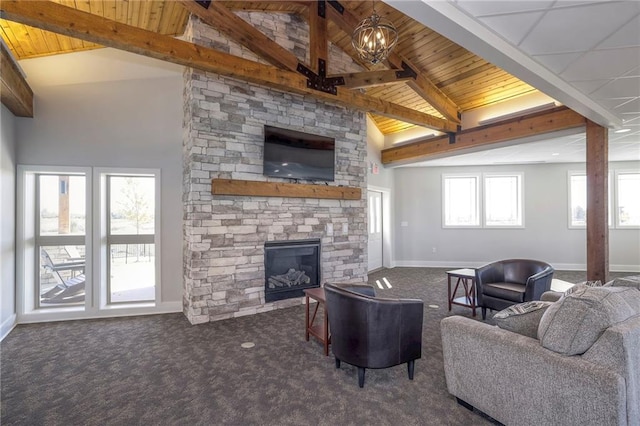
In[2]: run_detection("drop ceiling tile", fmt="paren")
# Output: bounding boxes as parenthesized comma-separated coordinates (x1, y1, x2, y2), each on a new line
(621, 113, 640, 123)
(455, 1, 554, 18)
(591, 77, 640, 100)
(569, 79, 612, 95)
(519, 2, 639, 55)
(562, 47, 640, 81)
(613, 97, 640, 114)
(479, 12, 545, 46)
(532, 52, 583, 74)
(598, 15, 640, 49)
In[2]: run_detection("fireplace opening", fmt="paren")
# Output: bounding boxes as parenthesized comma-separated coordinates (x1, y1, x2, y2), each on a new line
(264, 239, 320, 302)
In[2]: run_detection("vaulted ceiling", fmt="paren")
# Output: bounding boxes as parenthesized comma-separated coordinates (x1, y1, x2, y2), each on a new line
(0, 0, 538, 135)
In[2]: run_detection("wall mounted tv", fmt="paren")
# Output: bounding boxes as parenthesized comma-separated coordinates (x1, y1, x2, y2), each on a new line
(263, 125, 335, 182)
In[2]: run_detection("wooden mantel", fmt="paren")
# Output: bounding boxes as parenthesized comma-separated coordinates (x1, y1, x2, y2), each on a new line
(211, 179, 361, 200)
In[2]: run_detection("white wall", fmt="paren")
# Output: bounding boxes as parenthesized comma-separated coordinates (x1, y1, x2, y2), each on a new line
(366, 117, 395, 269)
(0, 105, 17, 338)
(392, 161, 640, 272)
(16, 76, 184, 305)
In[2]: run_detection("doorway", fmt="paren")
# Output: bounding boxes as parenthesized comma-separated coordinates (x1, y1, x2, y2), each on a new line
(368, 189, 383, 272)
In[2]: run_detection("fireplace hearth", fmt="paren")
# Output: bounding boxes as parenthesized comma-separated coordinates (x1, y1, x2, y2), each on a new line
(264, 239, 321, 302)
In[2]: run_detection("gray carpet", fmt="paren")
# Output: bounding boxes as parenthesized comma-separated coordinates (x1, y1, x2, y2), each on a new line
(0, 268, 630, 425)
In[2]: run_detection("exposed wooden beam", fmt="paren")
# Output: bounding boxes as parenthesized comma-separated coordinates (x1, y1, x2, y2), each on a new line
(1, 0, 457, 132)
(0, 40, 33, 117)
(325, 3, 461, 124)
(329, 69, 413, 89)
(386, 52, 461, 124)
(586, 120, 609, 282)
(177, 0, 299, 72)
(381, 106, 585, 165)
(309, 1, 328, 74)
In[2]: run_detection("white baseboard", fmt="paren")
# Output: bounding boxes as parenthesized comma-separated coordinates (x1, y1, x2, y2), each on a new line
(387, 261, 640, 273)
(17, 301, 183, 325)
(1, 313, 17, 341)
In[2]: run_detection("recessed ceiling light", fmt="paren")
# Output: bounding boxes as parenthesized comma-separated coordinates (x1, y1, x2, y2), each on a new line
(551, 152, 560, 156)
(614, 128, 631, 133)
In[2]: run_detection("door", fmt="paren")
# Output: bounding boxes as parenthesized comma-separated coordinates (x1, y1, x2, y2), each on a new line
(368, 190, 383, 271)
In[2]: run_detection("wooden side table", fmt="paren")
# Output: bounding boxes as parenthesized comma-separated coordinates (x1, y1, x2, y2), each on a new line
(446, 268, 477, 317)
(304, 287, 330, 356)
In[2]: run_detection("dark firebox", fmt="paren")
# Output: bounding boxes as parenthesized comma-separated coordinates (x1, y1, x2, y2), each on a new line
(264, 239, 320, 302)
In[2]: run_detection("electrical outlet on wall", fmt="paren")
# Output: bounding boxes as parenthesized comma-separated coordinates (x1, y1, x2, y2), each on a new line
(432, 247, 437, 253)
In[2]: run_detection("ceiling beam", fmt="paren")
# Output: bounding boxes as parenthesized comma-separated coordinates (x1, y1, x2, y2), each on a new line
(325, 3, 461, 124)
(381, 106, 585, 165)
(329, 69, 413, 89)
(386, 52, 461, 124)
(0, 40, 33, 117)
(1, 0, 457, 132)
(308, 1, 328, 74)
(177, 0, 299, 72)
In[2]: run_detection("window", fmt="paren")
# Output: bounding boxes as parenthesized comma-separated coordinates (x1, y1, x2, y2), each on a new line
(615, 171, 640, 227)
(484, 174, 523, 227)
(18, 166, 160, 317)
(443, 173, 523, 228)
(36, 173, 87, 308)
(106, 175, 157, 303)
(568, 171, 614, 228)
(569, 173, 587, 227)
(443, 175, 480, 227)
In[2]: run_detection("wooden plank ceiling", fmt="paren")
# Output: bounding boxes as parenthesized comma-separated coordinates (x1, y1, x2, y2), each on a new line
(0, 0, 537, 135)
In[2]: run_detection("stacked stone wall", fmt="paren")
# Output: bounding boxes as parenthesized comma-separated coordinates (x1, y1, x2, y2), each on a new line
(183, 13, 368, 323)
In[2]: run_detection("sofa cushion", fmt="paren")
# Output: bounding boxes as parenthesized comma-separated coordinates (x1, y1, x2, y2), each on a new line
(493, 301, 553, 339)
(604, 275, 640, 291)
(565, 280, 603, 295)
(538, 286, 640, 355)
(483, 282, 526, 302)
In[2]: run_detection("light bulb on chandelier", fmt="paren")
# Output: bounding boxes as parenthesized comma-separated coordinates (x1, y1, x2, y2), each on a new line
(352, 3, 398, 65)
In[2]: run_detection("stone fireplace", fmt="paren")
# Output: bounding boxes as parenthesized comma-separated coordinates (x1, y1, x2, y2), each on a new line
(182, 12, 368, 324)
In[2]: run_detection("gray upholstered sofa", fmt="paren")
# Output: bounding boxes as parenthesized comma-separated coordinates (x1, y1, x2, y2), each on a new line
(441, 276, 640, 426)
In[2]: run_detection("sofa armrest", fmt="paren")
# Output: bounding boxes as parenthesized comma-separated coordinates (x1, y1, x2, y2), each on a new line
(541, 290, 563, 302)
(441, 316, 626, 426)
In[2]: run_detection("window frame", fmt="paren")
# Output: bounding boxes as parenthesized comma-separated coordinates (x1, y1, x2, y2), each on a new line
(614, 169, 640, 229)
(17, 165, 93, 317)
(442, 173, 481, 228)
(442, 172, 524, 229)
(96, 168, 162, 309)
(567, 170, 614, 229)
(17, 165, 162, 321)
(483, 172, 524, 229)
(104, 172, 159, 305)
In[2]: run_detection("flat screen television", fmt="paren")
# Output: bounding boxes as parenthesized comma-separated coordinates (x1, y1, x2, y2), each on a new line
(263, 125, 335, 182)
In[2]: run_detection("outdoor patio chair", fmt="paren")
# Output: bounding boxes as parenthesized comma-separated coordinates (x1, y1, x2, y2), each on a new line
(40, 249, 86, 304)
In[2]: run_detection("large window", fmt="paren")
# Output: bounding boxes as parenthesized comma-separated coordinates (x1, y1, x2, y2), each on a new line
(107, 175, 156, 303)
(443, 175, 480, 227)
(443, 173, 523, 228)
(615, 171, 640, 227)
(567, 170, 634, 228)
(36, 173, 87, 308)
(484, 174, 523, 227)
(18, 166, 160, 317)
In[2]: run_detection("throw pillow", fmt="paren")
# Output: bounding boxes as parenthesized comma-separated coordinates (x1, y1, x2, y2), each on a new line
(565, 280, 602, 295)
(604, 276, 640, 291)
(493, 301, 553, 339)
(538, 286, 640, 355)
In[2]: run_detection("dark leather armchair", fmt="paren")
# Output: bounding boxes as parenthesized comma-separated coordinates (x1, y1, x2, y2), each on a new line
(476, 259, 554, 320)
(324, 282, 423, 388)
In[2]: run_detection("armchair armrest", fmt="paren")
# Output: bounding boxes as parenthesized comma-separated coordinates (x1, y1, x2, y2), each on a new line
(524, 266, 554, 300)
